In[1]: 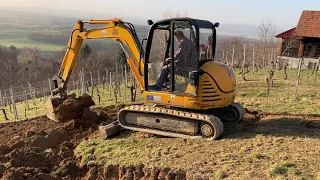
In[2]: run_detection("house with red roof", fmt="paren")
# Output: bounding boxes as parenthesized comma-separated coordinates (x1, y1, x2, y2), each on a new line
(276, 10, 320, 68)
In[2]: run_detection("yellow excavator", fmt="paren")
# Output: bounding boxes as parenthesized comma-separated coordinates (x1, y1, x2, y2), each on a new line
(46, 18, 245, 140)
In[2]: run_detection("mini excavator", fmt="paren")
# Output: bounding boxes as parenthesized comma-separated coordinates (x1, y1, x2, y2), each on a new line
(46, 18, 245, 140)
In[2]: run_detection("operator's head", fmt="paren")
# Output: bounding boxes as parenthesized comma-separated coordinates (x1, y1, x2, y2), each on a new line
(174, 30, 185, 41)
(208, 35, 213, 45)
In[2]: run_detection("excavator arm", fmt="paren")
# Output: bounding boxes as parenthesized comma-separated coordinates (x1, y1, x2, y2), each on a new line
(46, 18, 146, 122)
(52, 18, 145, 96)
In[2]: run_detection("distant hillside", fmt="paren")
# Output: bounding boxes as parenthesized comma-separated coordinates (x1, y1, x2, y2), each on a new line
(0, 9, 258, 52)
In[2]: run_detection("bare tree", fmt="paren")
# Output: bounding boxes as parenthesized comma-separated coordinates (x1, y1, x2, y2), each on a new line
(1, 46, 18, 85)
(259, 18, 277, 67)
(18, 47, 40, 82)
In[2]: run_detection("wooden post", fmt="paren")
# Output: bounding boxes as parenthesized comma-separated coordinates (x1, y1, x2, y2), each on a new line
(102, 76, 105, 89)
(10, 85, 18, 120)
(48, 78, 52, 95)
(231, 45, 235, 69)
(109, 72, 112, 97)
(32, 87, 36, 106)
(33, 87, 37, 114)
(115, 61, 121, 97)
(252, 44, 255, 75)
(72, 78, 75, 91)
(114, 87, 117, 104)
(298, 40, 304, 57)
(225, 52, 228, 65)
(0, 90, 2, 108)
(28, 82, 32, 99)
(24, 89, 29, 110)
(96, 85, 101, 105)
(98, 69, 101, 86)
(124, 65, 128, 87)
(241, 43, 247, 81)
(105, 68, 109, 87)
(90, 71, 93, 87)
(81, 68, 86, 94)
(4, 92, 8, 107)
(121, 66, 124, 84)
(222, 51, 225, 63)
(76, 81, 80, 96)
(295, 57, 303, 96)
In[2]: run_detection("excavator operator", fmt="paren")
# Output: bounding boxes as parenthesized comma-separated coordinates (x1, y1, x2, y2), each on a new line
(154, 30, 197, 90)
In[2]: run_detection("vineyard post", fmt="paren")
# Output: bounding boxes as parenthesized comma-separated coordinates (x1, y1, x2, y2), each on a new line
(115, 60, 121, 96)
(225, 52, 228, 65)
(90, 71, 93, 87)
(109, 72, 112, 97)
(295, 56, 304, 97)
(28, 82, 32, 99)
(81, 68, 86, 94)
(10, 85, 18, 120)
(231, 45, 235, 70)
(4, 92, 8, 107)
(105, 68, 109, 90)
(124, 65, 128, 87)
(241, 43, 247, 81)
(90, 71, 94, 96)
(0, 90, 2, 108)
(252, 44, 255, 76)
(222, 51, 225, 63)
(48, 78, 52, 95)
(98, 69, 101, 86)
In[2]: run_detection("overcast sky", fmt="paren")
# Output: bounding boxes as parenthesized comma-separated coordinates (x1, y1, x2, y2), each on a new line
(1, 0, 319, 27)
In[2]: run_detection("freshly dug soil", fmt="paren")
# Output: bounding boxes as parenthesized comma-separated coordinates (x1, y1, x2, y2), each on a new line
(0, 105, 187, 180)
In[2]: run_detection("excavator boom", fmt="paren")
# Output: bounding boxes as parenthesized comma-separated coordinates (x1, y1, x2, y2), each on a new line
(47, 18, 145, 122)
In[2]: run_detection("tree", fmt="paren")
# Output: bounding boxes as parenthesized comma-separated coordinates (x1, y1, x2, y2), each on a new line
(259, 18, 277, 67)
(0, 45, 19, 86)
(80, 44, 92, 59)
(17, 47, 40, 82)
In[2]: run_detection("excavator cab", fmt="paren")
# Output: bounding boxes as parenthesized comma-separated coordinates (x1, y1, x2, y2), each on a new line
(144, 18, 218, 95)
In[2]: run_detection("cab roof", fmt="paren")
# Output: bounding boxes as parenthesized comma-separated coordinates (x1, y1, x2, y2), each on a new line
(154, 17, 217, 29)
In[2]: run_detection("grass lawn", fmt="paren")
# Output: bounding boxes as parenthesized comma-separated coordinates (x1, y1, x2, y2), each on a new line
(75, 116, 320, 179)
(235, 68, 320, 115)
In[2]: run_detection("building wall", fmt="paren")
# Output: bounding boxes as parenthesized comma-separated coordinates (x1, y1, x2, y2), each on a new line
(278, 56, 319, 69)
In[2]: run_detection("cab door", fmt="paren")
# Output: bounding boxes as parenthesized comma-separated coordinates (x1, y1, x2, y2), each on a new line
(144, 19, 199, 96)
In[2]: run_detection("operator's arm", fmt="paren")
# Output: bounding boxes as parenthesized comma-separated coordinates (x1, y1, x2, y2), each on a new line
(164, 40, 188, 65)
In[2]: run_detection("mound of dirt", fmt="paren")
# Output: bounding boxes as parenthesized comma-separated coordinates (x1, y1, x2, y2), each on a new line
(51, 94, 96, 123)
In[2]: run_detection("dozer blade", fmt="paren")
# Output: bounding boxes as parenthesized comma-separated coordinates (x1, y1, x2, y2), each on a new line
(99, 121, 124, 140)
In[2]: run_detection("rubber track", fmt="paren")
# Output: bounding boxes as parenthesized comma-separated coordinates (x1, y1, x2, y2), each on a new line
(118, 105, 224, 140)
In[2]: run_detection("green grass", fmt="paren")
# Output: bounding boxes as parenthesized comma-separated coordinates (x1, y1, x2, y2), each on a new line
(0, 29, 65, 51)
(75, 133, 320, 179)
(235, 68, 320, 114)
